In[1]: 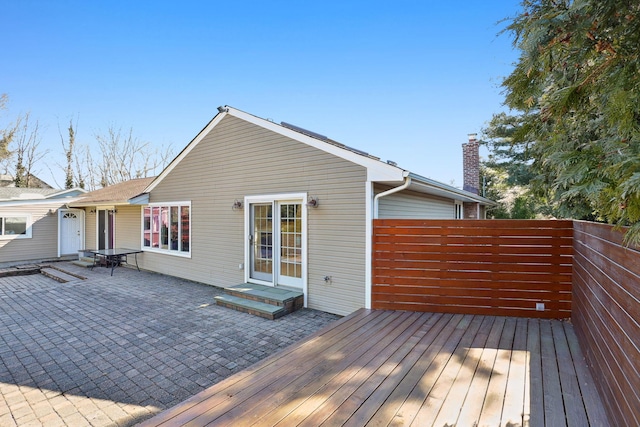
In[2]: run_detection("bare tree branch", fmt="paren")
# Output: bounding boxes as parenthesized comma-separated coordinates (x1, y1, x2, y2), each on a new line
(13, 113, 49, 187)
(93, 125, 172, 188)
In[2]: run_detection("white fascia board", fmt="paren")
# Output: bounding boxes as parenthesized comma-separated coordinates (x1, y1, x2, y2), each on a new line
(70, 201, 133, 208)
(228, 108, 407, 184)
(0, 197, 83, 207)
(143, 110, 229, 193)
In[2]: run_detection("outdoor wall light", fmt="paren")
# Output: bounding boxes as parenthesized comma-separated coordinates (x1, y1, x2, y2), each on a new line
(89, 208, 96, 214)
(307, 196, 319, 208)
(217, 106, 229, 113)
(232, 199, 243, 210)
(48, 209, 56, 216)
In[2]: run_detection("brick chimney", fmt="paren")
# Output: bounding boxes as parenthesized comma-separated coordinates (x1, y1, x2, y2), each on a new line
(462, 133, 480, 195)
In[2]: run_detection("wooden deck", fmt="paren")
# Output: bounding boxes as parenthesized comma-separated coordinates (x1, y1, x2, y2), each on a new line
(139, 309, 610, 427)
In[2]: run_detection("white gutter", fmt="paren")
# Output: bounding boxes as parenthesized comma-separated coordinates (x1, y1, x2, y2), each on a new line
(373, 174, 412, 218)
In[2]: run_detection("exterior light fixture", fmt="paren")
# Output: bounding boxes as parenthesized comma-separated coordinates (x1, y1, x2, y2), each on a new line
(217, 106, 229, 113)
(232, 199, 243, 210)
(307, 196, 319, 208)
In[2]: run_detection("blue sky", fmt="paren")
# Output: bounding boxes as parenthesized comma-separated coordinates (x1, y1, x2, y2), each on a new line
(1, 1, 521, 188)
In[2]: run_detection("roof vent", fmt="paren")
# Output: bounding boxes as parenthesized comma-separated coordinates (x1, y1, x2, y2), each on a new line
(386, 160, 398, 166)
(281, 122, 328, 141)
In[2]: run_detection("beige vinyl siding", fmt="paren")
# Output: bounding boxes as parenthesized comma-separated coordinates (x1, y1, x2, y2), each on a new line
(85, 210, 96, 250)
(115, 206, 142, 249)
(0, 203, 60, 264)
(82, 206, 141, 250)
(144, 115, 367, 316)
(376, 187, 455, 219)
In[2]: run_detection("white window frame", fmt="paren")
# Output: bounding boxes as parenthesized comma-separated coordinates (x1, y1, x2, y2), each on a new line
(0, 214, 32, 239)
(141, 201, 191, 258)
(454, 201, 463, 219)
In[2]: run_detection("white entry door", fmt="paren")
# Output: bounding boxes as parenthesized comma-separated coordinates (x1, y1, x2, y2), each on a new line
(246, 196, 305, 289)
(59, 209, 84, 255)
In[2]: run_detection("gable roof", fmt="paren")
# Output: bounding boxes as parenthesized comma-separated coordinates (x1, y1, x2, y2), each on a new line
(0, 173, 54, 189)
(143, 106, 494, 205)
(71, 177, 155, 207)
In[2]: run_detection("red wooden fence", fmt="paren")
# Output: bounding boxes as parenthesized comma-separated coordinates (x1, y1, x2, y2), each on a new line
(572, 221, 640, 426)
(372, 219, 574, 318)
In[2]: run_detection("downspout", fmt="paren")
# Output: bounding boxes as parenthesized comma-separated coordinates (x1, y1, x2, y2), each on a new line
(373, 174, 412, 219)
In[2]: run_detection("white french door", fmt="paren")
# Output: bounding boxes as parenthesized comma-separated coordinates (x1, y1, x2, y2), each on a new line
(246, 195, 306, 289)
(249, 203, 273, 282)
(277, 202, 303, 287)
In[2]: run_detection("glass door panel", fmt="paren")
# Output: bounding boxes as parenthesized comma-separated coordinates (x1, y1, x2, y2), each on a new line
(278, 202, 302, 287)
(98, 209, 115, 250)
(250, 204, 273, 282)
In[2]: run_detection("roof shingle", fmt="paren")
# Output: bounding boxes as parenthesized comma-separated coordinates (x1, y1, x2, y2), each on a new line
(73, 177, 155, 205)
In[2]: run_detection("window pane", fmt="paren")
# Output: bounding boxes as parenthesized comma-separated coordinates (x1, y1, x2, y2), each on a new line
(5, 217, 27, 235)
(143, 207, 151, 247)
(180, 206, 189, 252)
(0, 217, 3, 235)
(160, 207, 169, 250)
(152, 207, 160, 247)
(170, 206, 178, 250)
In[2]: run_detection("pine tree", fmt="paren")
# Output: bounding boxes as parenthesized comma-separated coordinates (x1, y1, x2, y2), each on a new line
(500, 0, 640, 245)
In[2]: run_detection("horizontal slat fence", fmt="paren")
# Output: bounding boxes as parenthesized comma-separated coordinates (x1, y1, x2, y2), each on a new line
(372, 219, 574, 318)
(572, 221, 640, 426)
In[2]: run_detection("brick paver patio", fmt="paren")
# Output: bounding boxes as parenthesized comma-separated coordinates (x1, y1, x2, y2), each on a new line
(0, 262, 340, 426)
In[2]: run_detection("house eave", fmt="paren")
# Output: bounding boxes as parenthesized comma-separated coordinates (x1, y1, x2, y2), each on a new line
(0, 196, 84, 207)
(69, 200, 135, 208)
(128, 193, 150, 205)
(407, 173, 497, 205)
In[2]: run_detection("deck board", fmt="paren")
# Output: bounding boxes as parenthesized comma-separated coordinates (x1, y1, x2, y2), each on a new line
(207, 311, 411, 426)
(501, 317, 529, 426)
(262, 312, 437, 427)
(455, 315, 505, 425)
(527, 318, 545, 427)
(477, 316, 517, 426)
(552, 320, 590, 427)
(139, 309, 610, 427)
(562, 322, 610, 425)
(540, 319, 567, 426)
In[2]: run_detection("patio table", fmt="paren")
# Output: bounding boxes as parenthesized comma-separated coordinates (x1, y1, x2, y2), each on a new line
(89, 248, 143, 276)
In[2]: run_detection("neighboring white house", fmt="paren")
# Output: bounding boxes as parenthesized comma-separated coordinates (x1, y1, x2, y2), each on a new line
(0, 187, 87, 267)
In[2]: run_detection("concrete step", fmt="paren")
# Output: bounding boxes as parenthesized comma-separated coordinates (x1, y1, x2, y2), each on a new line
(40, 267, 84, 283)
(215, 283, 304, 320)
(214, 294, 287, 320)
(71, 256, 95, 268)
(225, 283, 304, 313)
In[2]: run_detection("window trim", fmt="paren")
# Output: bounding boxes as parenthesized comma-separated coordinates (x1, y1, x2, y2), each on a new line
(141, 201, 191, 258)
(454, 201, 463, 219)
(0, 213, 32, 239)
